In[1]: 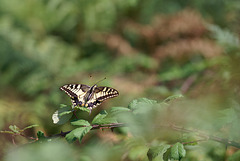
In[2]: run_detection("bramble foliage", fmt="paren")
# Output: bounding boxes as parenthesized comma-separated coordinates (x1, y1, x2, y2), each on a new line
(4, 96, 240, 160)
(1, 0, 240, 160)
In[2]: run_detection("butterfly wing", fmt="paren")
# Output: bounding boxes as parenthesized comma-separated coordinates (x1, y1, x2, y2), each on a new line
(60, 84, 90, 107)
(85, 86, 119, 110)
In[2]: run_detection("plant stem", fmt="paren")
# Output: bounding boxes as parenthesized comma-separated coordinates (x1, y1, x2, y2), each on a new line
(161, 124, 240, 149)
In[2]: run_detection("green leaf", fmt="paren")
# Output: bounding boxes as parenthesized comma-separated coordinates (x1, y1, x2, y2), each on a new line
(5, 141, 75, 161)
(228, 150, 240, 161)
(92, 110, 117, 125)
(128, 98, 157, 114)
(65, 126, 92, 143)
(37, 131, 46, 141)
(9, 125, 20, 133)
(128, 145, 149, 160)
(128, 98, 157, 110)
(52, 106, 73, 125)
(92, 110, 108, 124)
(71, 119, 90, 126)
(163, 148, 171, 161)
(65, 131, 77, 143)
(77, 106, 91, 113)
(109, 107, 131, 116)
(170, 142, 186, 160)
(59, 104, 68, 108)
(0, 130, 14, 134)
(22, 124, 39, 131)
(163, 94, 184, 104)
(217, 107, 240, 140)
(59, 111, 73, 117)
(147, 144, 171, 161)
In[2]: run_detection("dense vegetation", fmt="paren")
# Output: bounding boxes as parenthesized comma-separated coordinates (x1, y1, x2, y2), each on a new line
(0, 0, 240, 160)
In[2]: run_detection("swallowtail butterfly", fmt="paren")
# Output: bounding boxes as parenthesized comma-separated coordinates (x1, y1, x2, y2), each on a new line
(60, 83, 119, 113)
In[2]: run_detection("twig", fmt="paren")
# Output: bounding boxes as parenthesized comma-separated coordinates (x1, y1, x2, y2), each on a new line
(6, 122, 240, 149)
(49, 123, 240, 148)
(180, 75, 197, 93)
(49, 123, 126, 138)
(12, 135, 16, 146)
(19, 133, 37, 140)
(160, 124, 240, 149)
(181, 139, 207, 145)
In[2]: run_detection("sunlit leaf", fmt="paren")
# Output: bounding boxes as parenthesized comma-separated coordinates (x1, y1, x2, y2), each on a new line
(9, 125, 20, 133)
(71, 119, 90, 126)
(52, 106, 73, 125)
(170, 142, 186, 160)
(109, 107, 131, 116)
(147, 144, 171, 161)
(92, 110, 108, 124)
(128, 98, 157, 114)
(92, 110, 117, 125)
(65, 126, 92, 143)
(128, 145, 149, 161)
(162, 94, 184, 104)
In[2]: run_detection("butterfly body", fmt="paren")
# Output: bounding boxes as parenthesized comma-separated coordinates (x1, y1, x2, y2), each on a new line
(60, 83, 119, 113)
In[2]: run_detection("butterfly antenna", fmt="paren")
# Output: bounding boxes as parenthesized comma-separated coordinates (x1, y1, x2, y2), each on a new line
(95, 77, 107, 85)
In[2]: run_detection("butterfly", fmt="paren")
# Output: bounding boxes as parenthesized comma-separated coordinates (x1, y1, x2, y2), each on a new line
(60, 83, 119, 113)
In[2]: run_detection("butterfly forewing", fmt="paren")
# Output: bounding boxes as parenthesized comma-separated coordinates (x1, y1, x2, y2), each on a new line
(60, 84, 90, 97)
(94, 87, 119, 102)
(84, 86, 119, 109)
(60, 84, 90, 107)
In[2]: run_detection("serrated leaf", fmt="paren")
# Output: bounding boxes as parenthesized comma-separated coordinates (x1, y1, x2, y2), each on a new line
(71, 119, 90, 126)
(22, 124, 39, 131)
(92, 110, 108, 124)
(65, 126, 92, 143)
(99, 117, 118, 124)
(128, 145, 149, 160)
(163, 148, 171, 161)
(65, 131, 77, 143)
(147, 144, 171, 161)
(92, 110, 117, 125)
(171, 142, 186, 160)
(128, 98, 157, 110)
(128, 98, 158, 115)
(163, 94, 184, 103)
(9, 125, 20, 133)
(52, 106, 73, 125)
(109, 107, 131, 116)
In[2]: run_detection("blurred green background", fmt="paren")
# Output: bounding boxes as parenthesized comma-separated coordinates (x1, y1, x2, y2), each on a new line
(1, 0, 240, 160)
